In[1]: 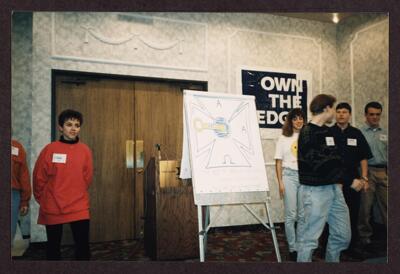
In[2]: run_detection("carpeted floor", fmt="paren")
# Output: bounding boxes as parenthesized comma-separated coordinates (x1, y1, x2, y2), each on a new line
(13, 223, 387, 262)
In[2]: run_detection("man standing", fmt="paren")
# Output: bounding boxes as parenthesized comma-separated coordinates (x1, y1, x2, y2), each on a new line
(296, 94, 351, 262)
(331, 102, 372, 254)
(358, 102, 387, 247)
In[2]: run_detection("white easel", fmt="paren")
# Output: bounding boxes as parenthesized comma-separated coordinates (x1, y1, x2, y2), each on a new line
(182, 90, 281, 262)
(196, 194, 281, 262)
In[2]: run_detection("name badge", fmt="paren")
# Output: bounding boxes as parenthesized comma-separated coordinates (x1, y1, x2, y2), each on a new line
(325, 137, 335, 146)
(52, 153, 67, 163)
(379, 134, 387, 142)
(347, 138, 357, 146)
(11, 146, 19, 156)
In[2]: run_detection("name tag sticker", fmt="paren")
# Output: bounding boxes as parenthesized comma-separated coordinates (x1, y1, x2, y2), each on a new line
(347, 138, 357, 146)
(325, 137, 335, 146)
(379, 134, 387, 142)
(11, 146, 19, 156)
(52, 153, 67, 163)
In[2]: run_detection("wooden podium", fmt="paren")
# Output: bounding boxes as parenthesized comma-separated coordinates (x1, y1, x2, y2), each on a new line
(144, 157, 199, 260)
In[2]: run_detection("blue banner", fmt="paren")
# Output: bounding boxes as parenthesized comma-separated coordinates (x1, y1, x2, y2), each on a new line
(242, 69, 309, 128)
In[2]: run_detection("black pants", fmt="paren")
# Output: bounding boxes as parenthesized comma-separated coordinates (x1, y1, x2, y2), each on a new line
(45, 219, 90, 260)
(342, 185, 361, 249)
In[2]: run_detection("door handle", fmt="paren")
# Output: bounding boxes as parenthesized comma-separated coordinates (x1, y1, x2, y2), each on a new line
(126, 140, 144, 172)
(126, 140, 134, 168)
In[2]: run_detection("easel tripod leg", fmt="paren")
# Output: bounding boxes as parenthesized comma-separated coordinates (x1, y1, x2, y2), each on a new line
(197, 205, 205, 262)
(204, 206, 210, 252)
(265, 201, 282, 262)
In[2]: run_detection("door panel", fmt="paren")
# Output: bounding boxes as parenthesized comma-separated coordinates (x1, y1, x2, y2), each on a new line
(55, 74, 203, 243)
(134, 81, 183, 236)
(56, 76, 135, 242)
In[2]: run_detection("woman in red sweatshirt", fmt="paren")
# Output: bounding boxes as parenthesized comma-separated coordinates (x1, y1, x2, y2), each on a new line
(33, 109, 93, 260)
(11, 139, 31, 246)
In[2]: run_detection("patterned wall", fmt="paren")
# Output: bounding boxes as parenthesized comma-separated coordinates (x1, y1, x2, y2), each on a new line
(337, 13, 388, 129)
(11, 12, 388, 242)
(11, 12, 32, 165)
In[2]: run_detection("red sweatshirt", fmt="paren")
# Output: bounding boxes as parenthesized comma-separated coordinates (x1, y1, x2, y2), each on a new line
(33, 139, 93, 225)
(11, 140, 32, 208)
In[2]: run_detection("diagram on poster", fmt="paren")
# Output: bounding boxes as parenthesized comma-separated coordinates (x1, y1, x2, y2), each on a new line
(192, 99, 253, 168)
(182, 90, 269, 195)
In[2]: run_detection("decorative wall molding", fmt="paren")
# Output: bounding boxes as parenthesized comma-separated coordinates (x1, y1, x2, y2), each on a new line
(50, 54, 207, 72)
(312, 37, 323, 95)
(50, 12, 208, 73)
(81, 26, 139, 45)
(227, 30, 238, 92)
(350, 19, 388, 125)
(81, 26, 184, 53)
(227, 27, 323, 95)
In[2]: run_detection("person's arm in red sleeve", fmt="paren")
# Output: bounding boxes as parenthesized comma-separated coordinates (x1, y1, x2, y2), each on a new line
(18, 145, 31, 215)
(83, 148, 93, 188)
(33, 147, 49, 205)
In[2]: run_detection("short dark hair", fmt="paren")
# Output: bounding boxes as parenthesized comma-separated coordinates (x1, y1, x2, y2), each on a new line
(364, 101, 382, 114)
(309, 94, 336, 115)
(282, 108, 306, 137)
(58, 109, 83, 126)
(336, 102, 352, 113)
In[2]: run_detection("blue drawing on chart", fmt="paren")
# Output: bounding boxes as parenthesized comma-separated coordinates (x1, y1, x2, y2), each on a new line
(194, 117, 230, 138)
(190, 97, 255, 168)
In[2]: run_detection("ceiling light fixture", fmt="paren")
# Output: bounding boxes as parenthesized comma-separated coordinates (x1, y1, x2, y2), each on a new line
(332, 13, 339, 24)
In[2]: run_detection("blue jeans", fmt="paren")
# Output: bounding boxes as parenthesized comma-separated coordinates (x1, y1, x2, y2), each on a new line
(282, 168, 301, 252)
(18, 209, 31, 239)
(296, 184, 351, 262)
(11, 189, 21, 246)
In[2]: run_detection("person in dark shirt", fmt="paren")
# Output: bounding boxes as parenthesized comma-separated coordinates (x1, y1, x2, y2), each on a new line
(331, 102, 372, 255)
(296, 94, 351, 262)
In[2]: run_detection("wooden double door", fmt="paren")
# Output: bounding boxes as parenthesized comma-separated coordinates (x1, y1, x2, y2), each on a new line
(54, 73, 204, 242)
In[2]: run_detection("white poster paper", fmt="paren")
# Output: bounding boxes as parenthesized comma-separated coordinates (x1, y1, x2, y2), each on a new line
(181, 90, 269, 194)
